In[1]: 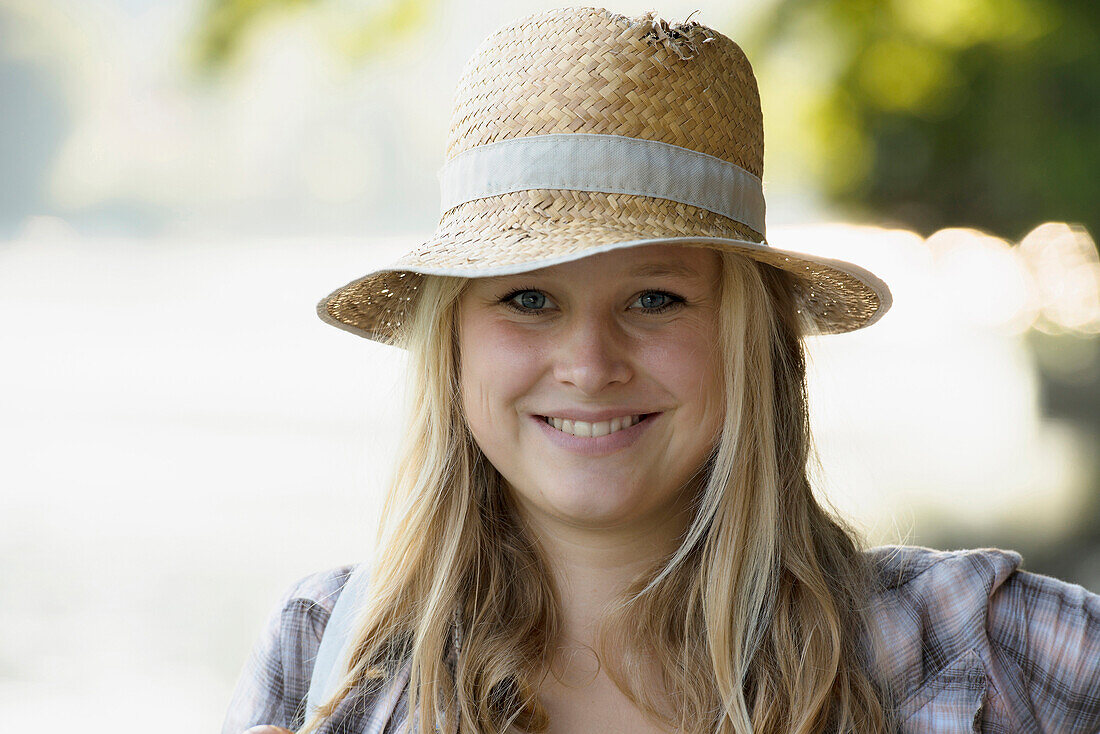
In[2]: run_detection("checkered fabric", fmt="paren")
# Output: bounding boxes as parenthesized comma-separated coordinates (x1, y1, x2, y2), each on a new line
(221, 546, 1100, 733)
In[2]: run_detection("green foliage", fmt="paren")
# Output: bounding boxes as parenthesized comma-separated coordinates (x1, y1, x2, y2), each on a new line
(189, 0, 433, 73)
(745, 0, 1100, 243)
(332, 0, 431, 60)
(190, 0, 314, 70)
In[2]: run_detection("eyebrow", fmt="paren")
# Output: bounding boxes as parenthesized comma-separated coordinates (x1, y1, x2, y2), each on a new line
(629, 261, 705, 279)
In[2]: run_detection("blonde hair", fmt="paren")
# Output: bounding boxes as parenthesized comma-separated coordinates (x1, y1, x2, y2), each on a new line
(300, 249, 895, 734)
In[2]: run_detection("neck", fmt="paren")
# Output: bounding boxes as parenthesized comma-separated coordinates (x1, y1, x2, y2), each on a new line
(519, 501, 693, 652)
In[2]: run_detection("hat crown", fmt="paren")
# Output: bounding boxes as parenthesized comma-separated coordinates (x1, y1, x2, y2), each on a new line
(314, 8, 892, 344)
(445, 7, 764, 177)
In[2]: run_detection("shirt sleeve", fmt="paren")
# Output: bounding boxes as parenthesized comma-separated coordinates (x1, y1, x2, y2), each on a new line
(986, 567, 1100, 733)
(220, 567, 353, 734)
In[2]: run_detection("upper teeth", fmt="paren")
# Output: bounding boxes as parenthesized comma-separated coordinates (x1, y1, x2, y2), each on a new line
(544, 415, 642, 437)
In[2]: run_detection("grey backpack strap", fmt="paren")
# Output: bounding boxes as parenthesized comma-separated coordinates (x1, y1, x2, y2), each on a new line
(306, 563, 372, 717)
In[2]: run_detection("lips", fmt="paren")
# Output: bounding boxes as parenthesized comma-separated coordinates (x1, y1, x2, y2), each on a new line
(541, 414, 644, 437)
(529, 412, 659, 455)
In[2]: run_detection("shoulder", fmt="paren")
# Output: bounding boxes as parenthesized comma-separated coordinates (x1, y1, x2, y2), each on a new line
(860, 545, 1024, 682)
(278, 563, 359, 624)
(981, 560, 1100, 731)
(861, 544, 1099, 635)
(860, 545, 1100, 732)
(265, 563, 360, 662)
(864, 544, 1023, 593)
(266, 563, 361, 691)
(220, 563, 360, 734)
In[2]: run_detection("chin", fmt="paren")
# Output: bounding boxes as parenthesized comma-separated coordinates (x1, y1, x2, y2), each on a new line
(532, 481, 655, 528)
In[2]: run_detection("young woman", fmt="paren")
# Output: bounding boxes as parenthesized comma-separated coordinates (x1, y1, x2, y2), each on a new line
(223, 8, 1100, 734)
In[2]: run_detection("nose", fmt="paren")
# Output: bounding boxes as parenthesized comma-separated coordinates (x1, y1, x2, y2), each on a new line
(552, 312, 633, 395)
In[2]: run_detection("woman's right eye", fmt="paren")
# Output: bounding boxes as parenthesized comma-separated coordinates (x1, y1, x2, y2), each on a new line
(502, 289, 552, 312)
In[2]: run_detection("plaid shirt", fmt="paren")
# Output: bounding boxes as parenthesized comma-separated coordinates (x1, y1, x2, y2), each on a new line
(221, 546, 1100, 733)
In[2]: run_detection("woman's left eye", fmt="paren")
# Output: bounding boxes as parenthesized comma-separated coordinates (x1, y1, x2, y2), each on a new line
(632, 291, 682, 312)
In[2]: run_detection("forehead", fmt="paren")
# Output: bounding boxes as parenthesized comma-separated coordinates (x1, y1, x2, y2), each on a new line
(482, 244, 722, 284)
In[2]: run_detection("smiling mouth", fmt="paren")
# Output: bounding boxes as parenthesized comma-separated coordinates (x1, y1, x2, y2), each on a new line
(539, 414, 655, 437)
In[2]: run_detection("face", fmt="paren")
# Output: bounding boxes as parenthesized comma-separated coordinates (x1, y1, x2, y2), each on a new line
(457, 244, 725, 534)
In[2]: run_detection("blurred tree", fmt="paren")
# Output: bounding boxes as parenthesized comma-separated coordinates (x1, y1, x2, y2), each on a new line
(189, 0, 434, 72)
(743, 0, 1100, 588)
(744, 0, 1100, 246)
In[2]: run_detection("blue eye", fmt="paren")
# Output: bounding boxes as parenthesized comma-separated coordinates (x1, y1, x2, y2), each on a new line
(637, 292, 670, 309)
(503, 289, 550, 312)
(520, 291, 545, 309)
(633, 291, 682, 312)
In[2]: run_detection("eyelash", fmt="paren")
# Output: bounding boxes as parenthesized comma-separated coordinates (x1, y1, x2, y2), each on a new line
(498, 288, 685, 315)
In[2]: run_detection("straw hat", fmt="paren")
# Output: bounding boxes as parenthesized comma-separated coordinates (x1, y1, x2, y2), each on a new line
(317, 6, 892, 343)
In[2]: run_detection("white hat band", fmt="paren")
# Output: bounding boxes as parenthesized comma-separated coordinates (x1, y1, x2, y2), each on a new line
(437, 132, 767, 235)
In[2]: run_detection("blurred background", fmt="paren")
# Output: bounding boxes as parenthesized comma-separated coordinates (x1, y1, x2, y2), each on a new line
(1, 0, 1098, 730)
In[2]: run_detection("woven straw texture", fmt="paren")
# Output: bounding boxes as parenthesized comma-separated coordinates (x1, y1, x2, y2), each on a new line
(318, 6, 891, 343)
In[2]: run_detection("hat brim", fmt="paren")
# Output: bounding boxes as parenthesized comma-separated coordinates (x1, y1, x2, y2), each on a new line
(317, 232, 892, 345)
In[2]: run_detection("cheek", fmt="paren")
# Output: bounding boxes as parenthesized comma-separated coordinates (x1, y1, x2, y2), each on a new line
(646, 324, 725, 436)
(457, 317, 543, 439)
(649, 326, 720, 396)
